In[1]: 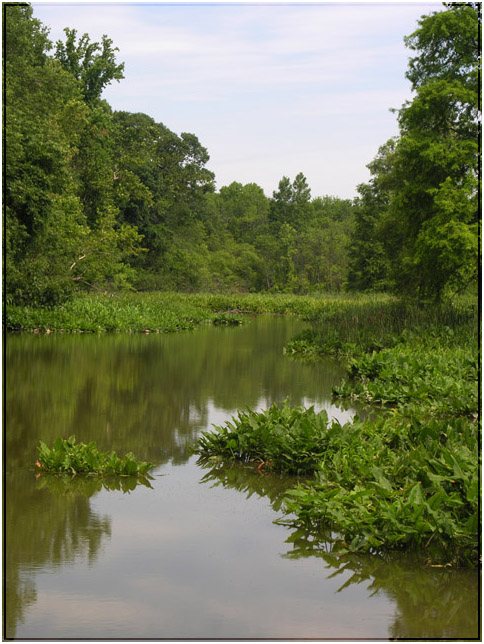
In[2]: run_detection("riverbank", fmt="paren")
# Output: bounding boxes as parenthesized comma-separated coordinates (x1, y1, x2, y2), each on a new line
(4, 291, 395, 333)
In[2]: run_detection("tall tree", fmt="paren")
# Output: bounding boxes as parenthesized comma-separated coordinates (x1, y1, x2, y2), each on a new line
(270, 172, 312, 229)
(54, 28, 125, 104)
(388, 3, 480, 299)
(347, 140, 396, 292)
(348, 3, 480, 300)
(4, 6, 142, 304)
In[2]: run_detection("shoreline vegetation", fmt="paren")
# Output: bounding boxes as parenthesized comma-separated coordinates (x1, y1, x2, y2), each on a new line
(4, 291, 395, 333)
(7, 291, 479, 567)
(185, 291, 477, 568)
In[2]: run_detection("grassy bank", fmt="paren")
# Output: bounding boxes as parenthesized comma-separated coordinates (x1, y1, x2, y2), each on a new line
(4, 291, 395, 333)
(196, 296, 480, 567)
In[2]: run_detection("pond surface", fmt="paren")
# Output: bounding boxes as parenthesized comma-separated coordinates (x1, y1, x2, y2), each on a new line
(5, 317, 480, 639)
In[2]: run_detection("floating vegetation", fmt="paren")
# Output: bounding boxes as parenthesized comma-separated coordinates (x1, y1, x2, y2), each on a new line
(197, 401, 339, 475)
(196, 297, 479, 567)
(197, 401, 478, 567)
(36, 436, 153, 478)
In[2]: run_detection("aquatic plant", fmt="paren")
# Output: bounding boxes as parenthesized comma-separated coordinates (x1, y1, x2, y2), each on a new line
(197, 401, 338, 475)
(333, 345, 478, 416)
(36, 436, 153, 477)
(196, 402, 479, 566)
(5, 291, 394, 333)
(196, 296, 480, 566)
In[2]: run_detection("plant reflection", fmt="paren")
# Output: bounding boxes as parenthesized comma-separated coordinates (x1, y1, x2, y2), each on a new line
(199, 460, 480, 640)
(6, 318, 352, 637)
(35, 471, 154, 495)
(197, 458, 304, 513)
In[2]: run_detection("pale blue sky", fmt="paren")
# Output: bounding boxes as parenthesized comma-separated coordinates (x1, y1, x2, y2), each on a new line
(32, 1, 442, 199)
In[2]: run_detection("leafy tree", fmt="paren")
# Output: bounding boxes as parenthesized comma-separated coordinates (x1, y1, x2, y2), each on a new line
(110, 111, 215, 283)
(4, 5, 87, 303)
(4, 6, 142, 304)
(54, 28, 125, 104)
(348, 3, 480, 300)
(347, 141, 396, 292)
(270, 173, 312, 229)
(385, 4, 479, 300)
(216, 182, 269, 244)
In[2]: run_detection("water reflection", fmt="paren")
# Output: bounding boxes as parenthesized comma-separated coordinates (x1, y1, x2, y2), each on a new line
(5, 317, 353, 471)
(6, 317, 354, 637)
(5, 319, 479, 639)
(198, 461, 480, 640)
(287, 543, 480, 640)
(4, 471, 112, 639)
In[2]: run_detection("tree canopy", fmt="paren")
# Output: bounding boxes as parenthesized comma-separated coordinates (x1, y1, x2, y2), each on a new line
(4, 3, 480, 304)
(349, 2, 480, 300)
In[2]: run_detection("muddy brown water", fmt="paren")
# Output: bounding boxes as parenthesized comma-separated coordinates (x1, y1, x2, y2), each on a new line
(4, 317, 480, 639)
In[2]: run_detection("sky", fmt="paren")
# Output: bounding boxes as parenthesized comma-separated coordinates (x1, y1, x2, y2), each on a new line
(31, 1, 442, 199)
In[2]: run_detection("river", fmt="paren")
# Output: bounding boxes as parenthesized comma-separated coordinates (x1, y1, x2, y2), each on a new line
(4, 316, 480, 639)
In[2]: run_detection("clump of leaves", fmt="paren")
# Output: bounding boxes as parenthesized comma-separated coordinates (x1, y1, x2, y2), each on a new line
(195, 402, 479, 567)
(36, 436, 153, 477)
(196, 400, 337, 475)
(279, 412, 479, 567)
(333, 345, 478, 416)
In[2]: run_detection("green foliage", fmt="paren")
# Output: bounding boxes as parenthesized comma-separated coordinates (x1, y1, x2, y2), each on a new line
(349, 4, 480, 300)
(5, 5, 357, 301)
(5, 3, 480, 304)
(286, 297, 478, 355)
(54, 28, 125, 104)
(197, 401, 337, 475)
(334, 343, 478, 416)
(279, 412, 478, 567)
(37, 436, 153, 477)
(196, 401, 479, 566)
(4, 6, 143, 305)
(5, 291, 394, 333)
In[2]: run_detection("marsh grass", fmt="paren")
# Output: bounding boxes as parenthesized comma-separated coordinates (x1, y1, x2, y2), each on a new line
(5, 291, 395, 333)
(285, 298, 478, 357)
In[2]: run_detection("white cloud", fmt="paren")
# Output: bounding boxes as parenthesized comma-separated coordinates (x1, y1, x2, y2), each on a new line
(31, 1, 440, 198)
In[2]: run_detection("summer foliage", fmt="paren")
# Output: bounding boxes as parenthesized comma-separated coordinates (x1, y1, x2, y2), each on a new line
(4, 3, 480, 303)
(5, 4, 480, 566)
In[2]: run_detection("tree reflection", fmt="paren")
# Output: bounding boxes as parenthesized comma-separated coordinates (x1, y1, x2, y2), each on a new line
(4, 472, 112, 638)
(5, 318, 351, 471)
(199, 460, 480, 641)
(4, 318, 362, 637)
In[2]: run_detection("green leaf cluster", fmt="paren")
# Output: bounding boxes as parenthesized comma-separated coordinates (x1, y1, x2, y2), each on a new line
(281, 413, 478, 567)
(196, 295, 479, 566)
(196, 401, 479, 566)
(197, 401, 338, 475)
(37, 436, 153, 477)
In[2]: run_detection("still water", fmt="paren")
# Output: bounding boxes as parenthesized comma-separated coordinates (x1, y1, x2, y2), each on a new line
(5, 317, 480, 639)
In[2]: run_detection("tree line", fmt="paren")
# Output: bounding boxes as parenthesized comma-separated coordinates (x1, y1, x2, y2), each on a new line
(4, 3, 480, 305)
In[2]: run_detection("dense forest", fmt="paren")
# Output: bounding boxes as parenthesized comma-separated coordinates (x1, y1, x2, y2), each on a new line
(4, 3, 480, 305)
